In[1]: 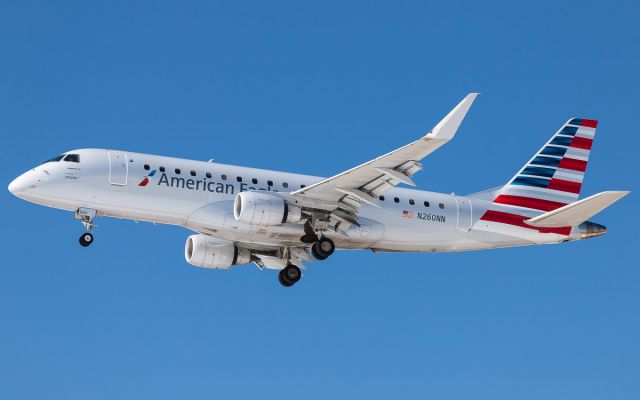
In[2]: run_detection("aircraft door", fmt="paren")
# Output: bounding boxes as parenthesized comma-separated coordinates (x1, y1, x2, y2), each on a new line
(108, 151, 128, 185)
(455, 196, 472, 232)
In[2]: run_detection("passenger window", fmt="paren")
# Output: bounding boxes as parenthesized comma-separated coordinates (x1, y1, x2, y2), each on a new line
(237, 176, 243, 182)
(439, 203, 445, 209)
(424, 201, 430, 207)
(190, 170, 196, 176)
(206, 172, 212, 178)
(409, 199, 415, 205)
(394, 197, 400, 203)
(175, 168, 181, 174)
(379, 195, 385, 201)
(144, 164, 150, 170)
(267, 180, 273, 186)
(221, 174, 227, 181)
(63, 154, 80, 163)
(159, 166, 165, 172)
(283, 182, 289, 188)
(252, 178, 258, 184)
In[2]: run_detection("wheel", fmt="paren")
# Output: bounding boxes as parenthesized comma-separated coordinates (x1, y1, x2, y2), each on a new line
(312, 237, 335, 260)
(278, 265, 301, 287)
(79, 232, 93, 247)
(311, 244, 328, 260)
(278, 270, 294, 287)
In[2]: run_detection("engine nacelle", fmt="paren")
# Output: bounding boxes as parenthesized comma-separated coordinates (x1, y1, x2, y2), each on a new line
(234, 192, 302, 225)
(184, 234, 251, 269)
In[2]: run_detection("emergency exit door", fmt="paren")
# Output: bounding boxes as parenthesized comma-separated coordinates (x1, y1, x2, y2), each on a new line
(108, 151, 128, 185)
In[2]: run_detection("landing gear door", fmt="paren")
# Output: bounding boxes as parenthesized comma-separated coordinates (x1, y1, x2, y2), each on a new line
(455, 196, 472, 232)
(108, 151, 128, 186)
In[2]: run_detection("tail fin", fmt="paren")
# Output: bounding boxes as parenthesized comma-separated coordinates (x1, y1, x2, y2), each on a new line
(493, 118, 598, 211)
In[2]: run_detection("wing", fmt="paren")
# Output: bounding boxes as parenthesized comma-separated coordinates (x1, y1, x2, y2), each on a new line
(291, 93, 478, 226)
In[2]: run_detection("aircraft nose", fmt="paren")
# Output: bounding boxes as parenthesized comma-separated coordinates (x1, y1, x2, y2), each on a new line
(9, 176, 25, 195)
(8, 171, 36, 197)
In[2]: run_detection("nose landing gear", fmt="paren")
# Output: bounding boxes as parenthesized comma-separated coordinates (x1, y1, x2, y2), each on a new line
(79, 232, 94, 247)
(75, 207, 97, 247)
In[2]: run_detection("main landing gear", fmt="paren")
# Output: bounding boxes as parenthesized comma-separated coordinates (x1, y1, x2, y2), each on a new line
(311, 237, 335, 260)
(278, 264, 302, 287)
(277, 237, 335, 287)
(75, 207, 97, 248)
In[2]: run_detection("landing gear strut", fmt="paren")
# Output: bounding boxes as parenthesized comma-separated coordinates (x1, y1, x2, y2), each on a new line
(75, 207, 97, 247)
(311, 237, 335, 260)
(278, 264, 302, 287)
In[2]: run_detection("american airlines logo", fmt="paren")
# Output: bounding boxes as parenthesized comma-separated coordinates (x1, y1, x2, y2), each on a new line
(138, 169, 156, 186)
(141, 172, 278, 195)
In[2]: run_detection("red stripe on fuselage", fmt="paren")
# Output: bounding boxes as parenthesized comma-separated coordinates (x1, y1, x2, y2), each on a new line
(558, 157, 587, 172)
(547, 178, 581, 194)
(570, 136, 593, 150)
(480, 210, 571, 236)
(493, 194, 567, 211)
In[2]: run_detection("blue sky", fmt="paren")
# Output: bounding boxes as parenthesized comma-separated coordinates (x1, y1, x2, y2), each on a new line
(1, 1, 639, 399)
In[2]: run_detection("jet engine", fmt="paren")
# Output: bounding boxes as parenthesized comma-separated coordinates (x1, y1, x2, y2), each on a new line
(185, 234, 251, 269)
(234, 192, 302, 225)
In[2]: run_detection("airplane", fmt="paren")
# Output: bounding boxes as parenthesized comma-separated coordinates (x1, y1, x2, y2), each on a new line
(7, 94, 629, 287)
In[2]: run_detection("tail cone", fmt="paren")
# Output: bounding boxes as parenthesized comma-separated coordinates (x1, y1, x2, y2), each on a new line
(578, 221, 607, 239)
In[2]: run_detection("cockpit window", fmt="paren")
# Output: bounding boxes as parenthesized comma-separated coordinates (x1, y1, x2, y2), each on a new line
(41, 154, 65, 164)
(63, 154, 80, 163)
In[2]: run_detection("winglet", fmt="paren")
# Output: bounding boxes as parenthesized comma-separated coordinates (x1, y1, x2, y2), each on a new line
(525, 191, 630, 228)
(425, 93, 479, 141)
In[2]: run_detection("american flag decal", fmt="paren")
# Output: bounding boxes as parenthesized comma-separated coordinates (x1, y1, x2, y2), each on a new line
(402, 210, 414, 219)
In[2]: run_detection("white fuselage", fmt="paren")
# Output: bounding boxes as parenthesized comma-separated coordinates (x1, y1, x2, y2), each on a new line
(9, 148, 586, 253)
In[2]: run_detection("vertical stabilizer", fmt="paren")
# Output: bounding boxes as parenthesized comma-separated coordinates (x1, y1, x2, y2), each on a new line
(493, 118, 598, 211)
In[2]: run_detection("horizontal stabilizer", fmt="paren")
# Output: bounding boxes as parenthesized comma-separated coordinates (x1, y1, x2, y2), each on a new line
(525, 191, 629, 228)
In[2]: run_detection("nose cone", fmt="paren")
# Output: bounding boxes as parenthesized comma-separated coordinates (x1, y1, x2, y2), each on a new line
(578, 221, 607, 239)
(8, 170, 39, 198)
(8, 175, 29, 197)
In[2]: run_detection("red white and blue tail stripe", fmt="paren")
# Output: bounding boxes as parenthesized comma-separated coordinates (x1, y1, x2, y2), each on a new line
(478, 118, 597, 237)
(494, 118, 597, 211)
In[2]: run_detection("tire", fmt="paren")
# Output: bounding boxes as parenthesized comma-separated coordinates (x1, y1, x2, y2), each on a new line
(312, 237, 335, 259)
(311, 243, 328, 260)
(278, 265, 301, 287)
(79, 232, 94, 247)
(278, 270, 294, 287)
(284, 265, 301, 282)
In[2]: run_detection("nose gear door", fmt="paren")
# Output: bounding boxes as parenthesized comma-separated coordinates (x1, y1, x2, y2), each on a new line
(108, 151, 128, 185)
